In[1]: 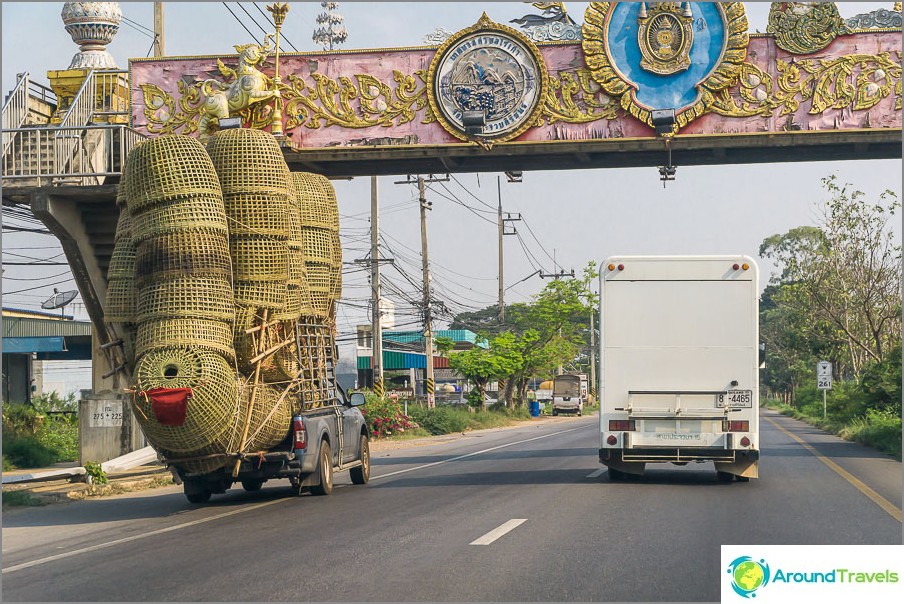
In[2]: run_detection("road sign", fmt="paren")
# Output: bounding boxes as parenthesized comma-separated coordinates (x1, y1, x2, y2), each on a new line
(817, 361, 832, 390)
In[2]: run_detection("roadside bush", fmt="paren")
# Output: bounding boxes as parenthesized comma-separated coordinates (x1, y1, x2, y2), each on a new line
(839, 410, 902, 460)
(37, 415, 79, 462)
(860, 346, 902, 416)
(360, 391, 420, 439)
(2, 404, 44, 436)
(2, 436, 58, 468)
(410, 405, 471, 435)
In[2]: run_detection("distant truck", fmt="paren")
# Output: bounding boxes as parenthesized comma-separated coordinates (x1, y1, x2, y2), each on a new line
(552, 374, 584, 416)
(598, 255, 760, 482)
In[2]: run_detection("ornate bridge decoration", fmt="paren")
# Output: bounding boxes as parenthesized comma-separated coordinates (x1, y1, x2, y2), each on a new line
(131, 3, 901, 157)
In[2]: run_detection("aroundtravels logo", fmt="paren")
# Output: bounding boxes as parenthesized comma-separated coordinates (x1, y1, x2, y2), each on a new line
(726, 556, 771, 598)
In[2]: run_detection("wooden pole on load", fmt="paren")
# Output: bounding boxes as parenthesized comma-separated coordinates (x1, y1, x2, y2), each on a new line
(233, 309, 269, 478)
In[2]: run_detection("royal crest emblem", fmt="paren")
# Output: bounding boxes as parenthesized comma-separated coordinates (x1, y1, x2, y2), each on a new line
(427, 13, 548, 143)
(637, 2, 694, 75)
(582, 2, 749, 131)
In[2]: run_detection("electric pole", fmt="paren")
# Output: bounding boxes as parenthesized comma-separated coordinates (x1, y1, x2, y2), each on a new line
(153, 2, 165, 57)
(497, 176, 521, 324)
(370, 176, 383, 398)
(418, 176, 435, 408)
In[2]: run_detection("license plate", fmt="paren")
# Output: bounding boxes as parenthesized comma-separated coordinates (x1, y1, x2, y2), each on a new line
(717, 390, 753, 408)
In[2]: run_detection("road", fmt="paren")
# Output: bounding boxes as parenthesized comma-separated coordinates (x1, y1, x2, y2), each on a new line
(2, 409, 901, 602)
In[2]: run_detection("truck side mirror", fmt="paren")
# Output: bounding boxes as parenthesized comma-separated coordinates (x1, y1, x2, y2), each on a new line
(350, 392, 366, 407)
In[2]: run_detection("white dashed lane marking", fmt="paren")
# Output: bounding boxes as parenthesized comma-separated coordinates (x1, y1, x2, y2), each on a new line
(470, 519, 528, 545)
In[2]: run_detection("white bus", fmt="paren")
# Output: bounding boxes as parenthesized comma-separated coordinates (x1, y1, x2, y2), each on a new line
(598, 255, 759, 482)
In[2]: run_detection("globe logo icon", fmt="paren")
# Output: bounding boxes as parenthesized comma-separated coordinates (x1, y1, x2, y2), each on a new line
(727, 556, 771, 598)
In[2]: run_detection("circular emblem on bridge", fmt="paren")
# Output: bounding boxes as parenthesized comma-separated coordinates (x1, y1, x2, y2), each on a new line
(427, 13, 548, 143)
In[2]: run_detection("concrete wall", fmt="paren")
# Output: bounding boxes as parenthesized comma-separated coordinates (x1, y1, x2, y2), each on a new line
(78, 391, 146, 464)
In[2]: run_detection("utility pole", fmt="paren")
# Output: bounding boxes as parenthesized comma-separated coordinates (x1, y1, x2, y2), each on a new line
(418, 176, 435, 409)
(370, 176, 383, 398)
(153, 2, 165, 57)
(539, 267, 575, 376)
(394, 174, 448, 407)
(497, 176, 521, 324)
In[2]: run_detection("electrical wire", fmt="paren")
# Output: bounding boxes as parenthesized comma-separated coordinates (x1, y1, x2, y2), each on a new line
(221, 2, 262, 43)
(253, 2, 299, 51)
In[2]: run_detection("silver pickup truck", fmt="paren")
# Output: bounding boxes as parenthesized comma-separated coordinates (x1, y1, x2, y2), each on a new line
(178, 389, 371, 503)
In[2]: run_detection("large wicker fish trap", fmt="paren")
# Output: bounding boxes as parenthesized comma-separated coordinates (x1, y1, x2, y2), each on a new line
(130, 195, 229, 243)
(104, 278, 137, 324)
(124, 135, 222, 210)
(135, 232, 232, 287)
(229, 236, 289, 283)
(137, 277, 235, 323)
(207, 129, 289, 195)
(234, 282, 287, 310)
(223, 193, 291, 237)
(133, 347, 240, 453)
(135, 319, 236, 362)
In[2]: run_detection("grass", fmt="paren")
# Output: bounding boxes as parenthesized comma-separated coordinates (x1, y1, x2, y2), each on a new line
(2, 490, 49, 508)
(764, 400, 902, 461)
(403, 404, 533, 438)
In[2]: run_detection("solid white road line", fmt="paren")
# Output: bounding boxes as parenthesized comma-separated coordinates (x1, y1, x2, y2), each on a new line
(1, 498, 287, 575)
(371, 424, 592, 482)
(470, 519, 528, 545)
(586, 468, 605, 478)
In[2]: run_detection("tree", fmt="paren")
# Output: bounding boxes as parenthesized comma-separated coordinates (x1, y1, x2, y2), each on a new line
(760, 177, 901, 380)
(448, 332, 521, 409)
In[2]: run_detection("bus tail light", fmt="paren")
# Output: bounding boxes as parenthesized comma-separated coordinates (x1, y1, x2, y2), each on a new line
(723, 420, 749, 432)
(609, 420, 636, 431)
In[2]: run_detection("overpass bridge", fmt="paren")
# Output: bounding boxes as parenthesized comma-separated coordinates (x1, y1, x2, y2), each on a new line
(2, 2, 901, 390)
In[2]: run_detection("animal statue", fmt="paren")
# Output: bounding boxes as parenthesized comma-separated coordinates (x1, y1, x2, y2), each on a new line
(198, 34, 281, 140)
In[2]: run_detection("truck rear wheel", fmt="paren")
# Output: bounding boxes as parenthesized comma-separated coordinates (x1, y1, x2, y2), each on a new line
(241, 479, 264, 492)
(311, 441, 333, 496)
(183, 480, 212, 504)
(350, 434, 370, 485)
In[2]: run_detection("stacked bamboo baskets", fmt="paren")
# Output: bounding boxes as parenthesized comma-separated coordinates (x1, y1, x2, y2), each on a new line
(104, 130, 345, 477)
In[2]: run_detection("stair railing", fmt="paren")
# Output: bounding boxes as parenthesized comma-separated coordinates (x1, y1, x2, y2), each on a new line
(2, 72, 30, 155)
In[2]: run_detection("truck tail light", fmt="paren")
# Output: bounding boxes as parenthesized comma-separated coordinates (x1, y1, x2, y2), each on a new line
(723, 420, 749, 432)
(293, 417, 307, 450)
(740, 436, 751, 447)
(606, 435, 618, 446)
(608, 420, 635, 431)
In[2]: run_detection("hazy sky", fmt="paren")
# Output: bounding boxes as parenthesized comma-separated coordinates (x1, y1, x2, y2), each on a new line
(2, 2, 901, 364)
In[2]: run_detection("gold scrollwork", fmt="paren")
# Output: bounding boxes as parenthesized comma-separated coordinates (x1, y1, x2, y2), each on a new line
(776, 52, 902, 115)
(139, 68, 432, 135)
(582, 2, 750, 131)
(709, 61, 777, 117)
(766, 2, 850, 56)
(540, 68, 620, 125)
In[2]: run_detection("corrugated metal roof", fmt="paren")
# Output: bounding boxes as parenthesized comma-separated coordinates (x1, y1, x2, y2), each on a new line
(2, 316, 93, 338)
(357, 353, 450, 370)
(382, 329, 486, 348)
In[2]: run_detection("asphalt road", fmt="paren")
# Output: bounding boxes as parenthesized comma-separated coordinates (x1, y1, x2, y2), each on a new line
(2, 410, 901, 602)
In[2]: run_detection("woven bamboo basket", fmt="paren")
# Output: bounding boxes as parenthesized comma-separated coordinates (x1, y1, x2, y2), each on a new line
(121, 322, 137, 371)
(234, 282, 286, 310)
(107, 238, 136, 281)
(124, 135, 222, 210)
(137, 277, 235, 323)
(206, 129, 289, 195)
(105, 278, 137, 323)
(223, 193, 291, 238)
(330, 232, 342, 299)
(133, 347, 239, 454)
(230, 236, 289, 283)
(135, 232, 232, 287)
(130, 195, 229, 243)
(236, 381, 294, 453)
(300, 228, 334, 264)
(305, 262, 332, 318)
(287, 248, 305, 286)
(135, 318, 236, 362)
(294, 173, 337, 230)
(115, 206, 132, 242)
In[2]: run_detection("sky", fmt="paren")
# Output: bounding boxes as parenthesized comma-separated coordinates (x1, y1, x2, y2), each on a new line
(1, 2, 901, 374)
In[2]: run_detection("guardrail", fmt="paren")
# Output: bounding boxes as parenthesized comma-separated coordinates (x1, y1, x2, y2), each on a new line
(1, 124, 145, 186)
(2, 73, 30, 155)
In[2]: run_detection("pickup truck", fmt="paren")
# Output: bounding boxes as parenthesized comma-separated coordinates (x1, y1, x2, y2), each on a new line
(177, 389, 371, 503)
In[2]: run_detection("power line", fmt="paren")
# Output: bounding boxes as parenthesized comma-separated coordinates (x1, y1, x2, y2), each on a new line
(221, 2, 261, 43)
(253, 2, 299, 51)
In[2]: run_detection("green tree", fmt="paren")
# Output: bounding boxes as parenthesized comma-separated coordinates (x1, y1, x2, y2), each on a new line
(760, 177, 901, 380)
